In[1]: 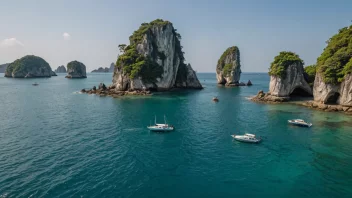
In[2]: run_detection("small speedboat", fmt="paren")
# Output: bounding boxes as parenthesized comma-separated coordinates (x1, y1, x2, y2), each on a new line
(212, 97, 219, 102)
(288, 119, 312, 127)
(231, 133, 261, 143)
(147, 115, 174, 132)
(32, 82, 39, 86)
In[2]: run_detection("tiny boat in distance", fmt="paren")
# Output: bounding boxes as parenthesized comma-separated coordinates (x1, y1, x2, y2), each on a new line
(32, 82, 39, 86)
(212, 97, 219, 102)
(288, 119, 312, 127)
(231, 133, 261, 143)
(147, 115, 174, 132)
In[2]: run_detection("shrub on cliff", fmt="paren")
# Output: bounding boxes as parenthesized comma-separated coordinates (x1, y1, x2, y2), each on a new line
(269, 51, 304, 79)
(304, 64, 316, 86)
(317, 25, 352, 84)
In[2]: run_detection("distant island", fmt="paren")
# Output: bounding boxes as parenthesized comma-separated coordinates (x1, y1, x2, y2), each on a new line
(252, 25, 352, 114)
(91, 67, 110, 73)
(91, 63, 115, 73)
(4, 55, 56, 78)
(55, 65, 66, 73)
(0, 63, 9, 73)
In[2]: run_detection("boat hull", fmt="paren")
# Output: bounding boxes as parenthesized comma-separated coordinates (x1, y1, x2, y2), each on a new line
(147, 127, 174, 132)
(288, 121, 312, 127)
(231, 135, 261, 143)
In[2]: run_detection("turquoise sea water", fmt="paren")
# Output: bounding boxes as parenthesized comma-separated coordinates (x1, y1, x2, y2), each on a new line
(0, 73, 352, 198)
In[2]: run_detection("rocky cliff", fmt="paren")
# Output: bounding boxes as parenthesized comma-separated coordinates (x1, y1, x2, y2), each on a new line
(55, 65, 66, 73)
(268, 52, 312, 97)
(313, 25, 352, 106)
(216, 46, 241, 85)
(4, 55, 53, 78)
(0, 63, 9, 73)
(252, 52, 312, 102)
(113, 19, 202, 91)
(65, 61, 87, 78)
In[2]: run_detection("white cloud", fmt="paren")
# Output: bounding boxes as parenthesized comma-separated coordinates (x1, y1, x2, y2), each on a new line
(0, 38, 24, 47)
(63, 32, 71, 40)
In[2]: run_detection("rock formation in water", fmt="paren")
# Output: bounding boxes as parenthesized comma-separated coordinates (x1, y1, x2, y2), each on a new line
(4, 55, 53, 78)
(55, 65, 66, 73)
(51, 71, 57, 76)
(0, 63, 9, 73)
(65, 61, 87, 78)
(313, 25, 352, 106)
(252, 51, 312, 102)
(91, 67, 110, 73)
(113, 19, 202, 91)
(109, 62, 114, 72)
(216, 46, 241, 85)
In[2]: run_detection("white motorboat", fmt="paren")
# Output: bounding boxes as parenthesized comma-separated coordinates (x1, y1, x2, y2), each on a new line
(147, 115, 174, 132)
(288, 119, 312, 127)
(231, 133, 261, 143)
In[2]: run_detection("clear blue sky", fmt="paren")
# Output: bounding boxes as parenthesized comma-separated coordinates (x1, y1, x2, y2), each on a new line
(0, 0, 351, 72)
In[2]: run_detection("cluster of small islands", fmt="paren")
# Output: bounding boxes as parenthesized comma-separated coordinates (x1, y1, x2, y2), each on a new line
(1, 19, 352, 115)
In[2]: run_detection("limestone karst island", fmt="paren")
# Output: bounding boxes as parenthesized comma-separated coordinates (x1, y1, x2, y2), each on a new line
(1, 1, 352, 196)
(252, 25, 352, 114)
(82, 19, 202, 96)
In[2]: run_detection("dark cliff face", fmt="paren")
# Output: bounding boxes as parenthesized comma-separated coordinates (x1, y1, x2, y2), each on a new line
(5, 55, 52, 78)
(113, 19, 202, 91)
(216, 46, 241, 85)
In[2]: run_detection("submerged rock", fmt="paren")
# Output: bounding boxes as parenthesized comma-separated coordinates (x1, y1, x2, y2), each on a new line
(216, 46, 241, 85)
(5, 55, 53, 78)
(65, 61, 87, 78)
(113, 19, 202, 91)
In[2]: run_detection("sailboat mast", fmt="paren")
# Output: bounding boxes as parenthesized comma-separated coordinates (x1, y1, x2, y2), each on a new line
(155, 115, 156, 125)
(164, 115, 166, 125)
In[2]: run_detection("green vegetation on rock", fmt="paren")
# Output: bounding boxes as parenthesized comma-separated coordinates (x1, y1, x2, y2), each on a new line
(217, 46, 239, 73)
(269, 51, 304, 79)
(116, 19, 184, 83)
(317, 25, 352, 84)
(67, 61, 85, 74)
(304, 64, 316, 86)
(6, 55, 51, 75)
(222, 63, 233, 76)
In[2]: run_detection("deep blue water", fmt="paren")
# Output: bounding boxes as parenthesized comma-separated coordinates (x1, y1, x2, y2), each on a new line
(0, 73, 352, 198)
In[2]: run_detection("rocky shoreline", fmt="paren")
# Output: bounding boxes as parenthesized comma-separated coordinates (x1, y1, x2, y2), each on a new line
(81, 83, 152, 97)
(250, 90, 352, 114)
(297, 101, 352, 114)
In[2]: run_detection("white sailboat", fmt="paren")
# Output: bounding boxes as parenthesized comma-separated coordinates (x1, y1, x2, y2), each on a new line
(147, 115, 174, 132)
